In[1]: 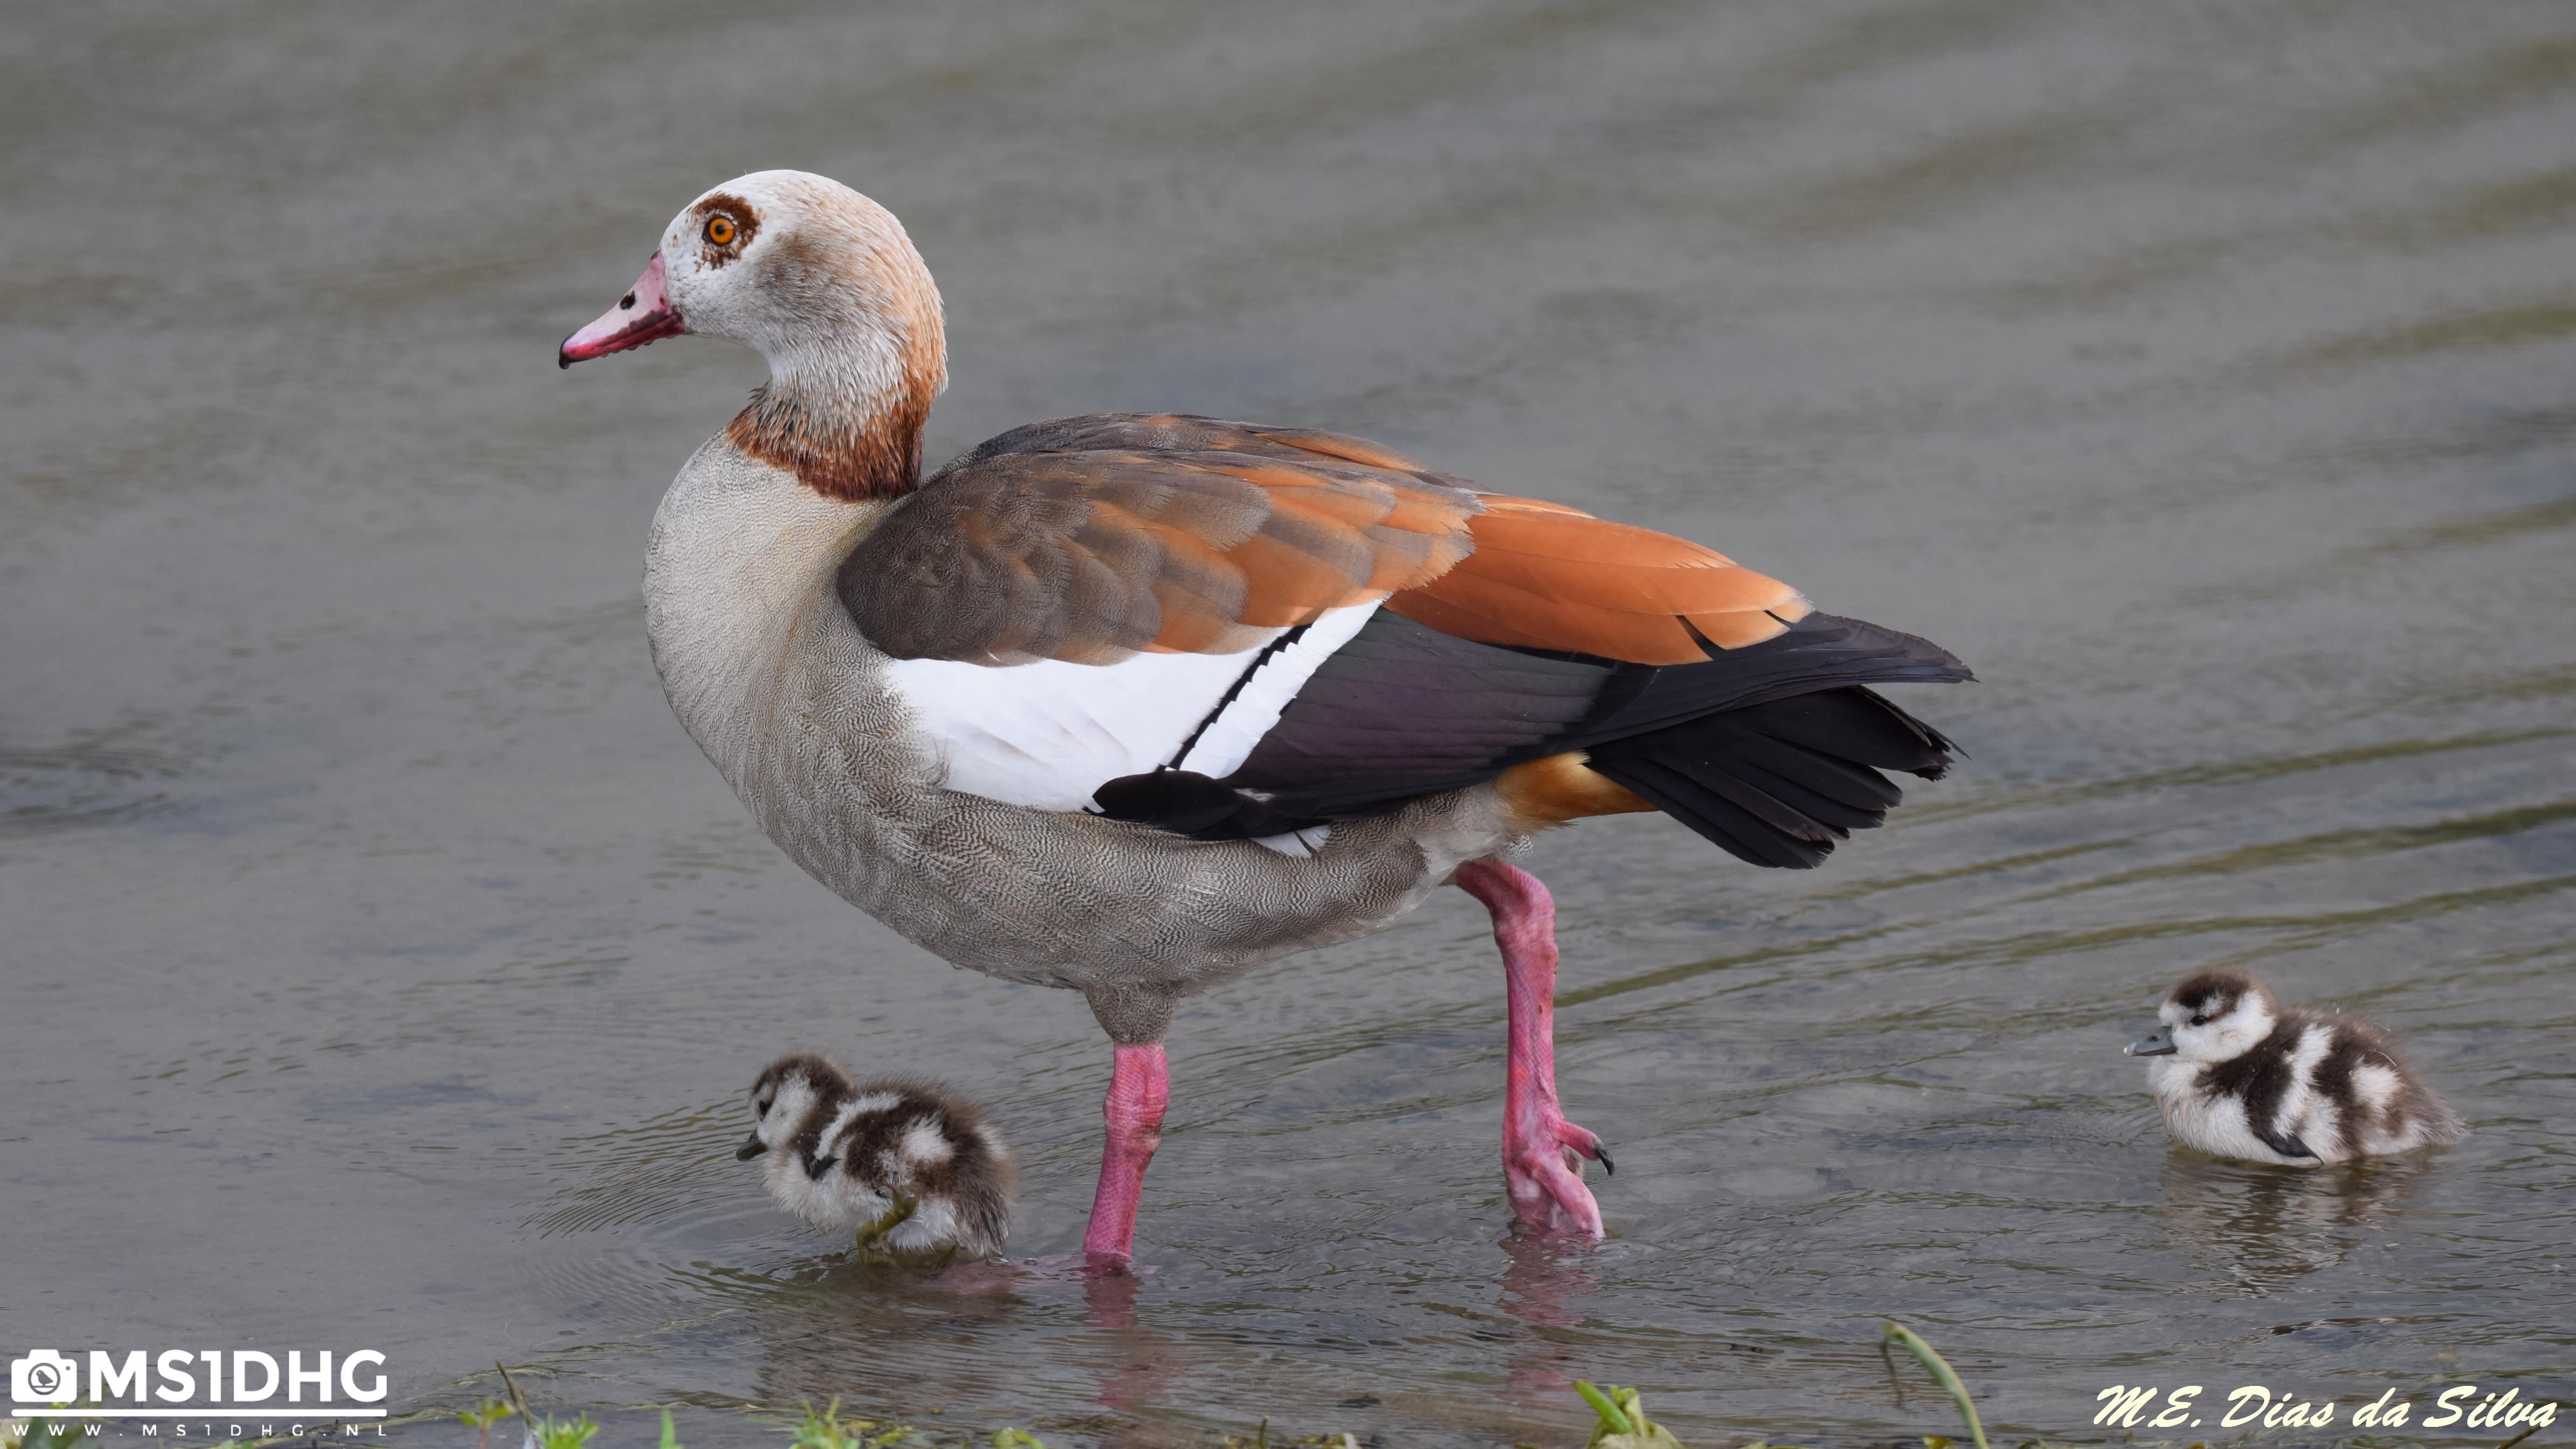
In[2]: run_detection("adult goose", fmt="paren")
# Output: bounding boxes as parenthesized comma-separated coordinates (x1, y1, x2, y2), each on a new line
(559, 170, 1970, 1266)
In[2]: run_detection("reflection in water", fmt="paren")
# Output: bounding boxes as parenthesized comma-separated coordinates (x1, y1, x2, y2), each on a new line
(726, 1257, 1197, 1440)
(1080, 1273, 1184, 1432)
(2154, 1153, 2436, 1299)
(742, 1256, 1033, 1414)
(1495, 1231, 1600, 1410)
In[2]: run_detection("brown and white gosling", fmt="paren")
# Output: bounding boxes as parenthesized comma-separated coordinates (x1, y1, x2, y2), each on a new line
(2124, 970, 2462, 1165)
(736, 1053, 1014, 1259)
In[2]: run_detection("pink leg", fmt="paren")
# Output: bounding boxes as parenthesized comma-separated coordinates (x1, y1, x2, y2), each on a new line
(1455, 857, 1608, 1238)
(1083, 1041, 1172, 1269)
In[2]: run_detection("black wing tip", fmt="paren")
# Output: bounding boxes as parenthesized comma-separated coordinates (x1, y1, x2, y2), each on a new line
(1092, 768, 1344, 841)
(1779, 612, 1977, 683)
(1093, 770, 1245, 835)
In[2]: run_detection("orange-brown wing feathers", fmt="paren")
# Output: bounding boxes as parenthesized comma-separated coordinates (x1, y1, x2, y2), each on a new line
(841, 424, 1480, 664)
(1386, 495, 1811, 664)
(846, 411, 1807, 669)
(1229, 425, 1433, 474)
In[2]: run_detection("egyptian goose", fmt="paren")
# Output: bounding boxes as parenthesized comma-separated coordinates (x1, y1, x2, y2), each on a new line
(560, 170, 1970, 1265)
(737, 1053, 1014, 1259)
(2125, 971, 2462, 1165)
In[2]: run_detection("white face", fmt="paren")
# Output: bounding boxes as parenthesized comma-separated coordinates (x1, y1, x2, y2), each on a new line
(653, 173, 791, 355)
(2157, 988, 2275, 1064)
(750, 1068, 827, 1152)
(651, 170, 944, 393)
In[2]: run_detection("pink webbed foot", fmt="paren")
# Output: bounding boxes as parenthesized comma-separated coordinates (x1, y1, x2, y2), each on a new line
(1505, 1104, 1610, 1237)
(1455, 856, 1610, 1240)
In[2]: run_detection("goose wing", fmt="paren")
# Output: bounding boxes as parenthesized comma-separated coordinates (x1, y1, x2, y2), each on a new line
(843, 414, 1968, 863)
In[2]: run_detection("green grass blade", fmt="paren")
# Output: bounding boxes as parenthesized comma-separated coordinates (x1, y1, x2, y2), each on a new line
(1572, 1381, 1632, 1436)
(1880, 1323, 1989, 1449)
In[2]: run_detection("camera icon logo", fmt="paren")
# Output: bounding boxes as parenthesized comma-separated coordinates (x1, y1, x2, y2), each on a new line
(11, 1349, 80, 1405)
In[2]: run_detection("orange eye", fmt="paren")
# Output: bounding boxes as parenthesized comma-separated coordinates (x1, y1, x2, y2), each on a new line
(705, 215, 737, 246)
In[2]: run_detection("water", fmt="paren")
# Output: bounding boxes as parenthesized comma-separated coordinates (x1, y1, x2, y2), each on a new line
(5, 2, 2573, 1445)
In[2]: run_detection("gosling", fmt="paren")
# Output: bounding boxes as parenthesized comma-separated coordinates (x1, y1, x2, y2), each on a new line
(737, 1053, 1014, 1260)
(2124, 970, 2461, 1165)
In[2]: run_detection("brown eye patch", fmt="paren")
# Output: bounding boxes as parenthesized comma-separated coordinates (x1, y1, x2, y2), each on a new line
(2167, 969, 2253, 1021)
(692, 193, 760, 266)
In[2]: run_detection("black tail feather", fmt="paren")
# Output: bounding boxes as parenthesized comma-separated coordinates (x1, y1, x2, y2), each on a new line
(1687, 730, 1904, 818)
(1586, 686, 1958, 869)
(1662, 744, 1881, 835)
(1737, 687, 1958, 779)
(1598, 757, 1830, 869)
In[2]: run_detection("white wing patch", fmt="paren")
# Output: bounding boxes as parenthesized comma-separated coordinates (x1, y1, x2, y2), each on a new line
(882, 603, 1379, 813)
(1175, 604, 1378, 778)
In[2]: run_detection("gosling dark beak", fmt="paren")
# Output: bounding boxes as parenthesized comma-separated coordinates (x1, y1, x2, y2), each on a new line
(735, 1132, 766, 1160)
(2125, 1029, 2176, 1057)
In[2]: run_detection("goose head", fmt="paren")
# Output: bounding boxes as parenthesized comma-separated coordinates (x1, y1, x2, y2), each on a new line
(739, 1052, 853, 1163)
(2126, 970, 2278, 1063)
(560, 170, 947, 500)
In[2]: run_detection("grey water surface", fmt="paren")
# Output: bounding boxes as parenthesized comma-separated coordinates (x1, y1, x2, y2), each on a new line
(5, 3, 2573, 1446)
